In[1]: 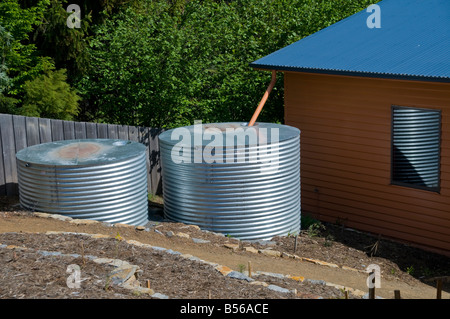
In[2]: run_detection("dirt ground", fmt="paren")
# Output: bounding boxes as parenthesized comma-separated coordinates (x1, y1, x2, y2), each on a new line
(0, 196, 449, 299)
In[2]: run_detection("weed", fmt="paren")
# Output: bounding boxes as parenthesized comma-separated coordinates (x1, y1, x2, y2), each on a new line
(406, 265, 415, 275)
(307, 222, 325, 238)
(324, 234, 334, 247)
(237, 264, 246, 273)
(301, 214, 321, 230)
(365, 234, 381, 257)
(420, 266, 434, 278)
(114, 232, 123, 259)
(132, 289, 142, 296)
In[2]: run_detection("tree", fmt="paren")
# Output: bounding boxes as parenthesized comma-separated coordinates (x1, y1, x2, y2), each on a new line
(0, 0, 52, 96)
(77, 0, 378, 128)
(20, 64, 80, 120)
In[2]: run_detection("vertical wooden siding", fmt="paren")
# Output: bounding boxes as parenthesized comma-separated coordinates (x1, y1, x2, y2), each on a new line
(284, 72, 450, 254)
(0, 114, 163, 196)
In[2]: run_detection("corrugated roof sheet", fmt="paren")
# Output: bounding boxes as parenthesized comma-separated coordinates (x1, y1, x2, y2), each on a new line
(250, 0, 450, 82)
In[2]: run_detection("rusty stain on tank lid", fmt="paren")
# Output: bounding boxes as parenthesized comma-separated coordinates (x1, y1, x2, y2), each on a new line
(57, 142, 101, 159)
(16, 139, 146, 166)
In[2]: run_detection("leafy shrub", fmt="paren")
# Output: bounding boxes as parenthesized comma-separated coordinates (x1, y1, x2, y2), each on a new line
(20, 66, 80, 120)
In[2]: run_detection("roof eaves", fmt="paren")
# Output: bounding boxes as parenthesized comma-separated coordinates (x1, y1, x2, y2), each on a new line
(249, 63, 450, 83)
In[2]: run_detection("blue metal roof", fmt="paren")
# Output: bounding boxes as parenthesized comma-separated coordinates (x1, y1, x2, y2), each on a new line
(250, 0, 450, 82)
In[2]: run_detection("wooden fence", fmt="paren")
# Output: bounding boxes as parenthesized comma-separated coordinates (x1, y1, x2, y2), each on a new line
(0, 113, 163, 197)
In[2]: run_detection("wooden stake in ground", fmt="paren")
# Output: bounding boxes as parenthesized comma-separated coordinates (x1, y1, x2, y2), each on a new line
(394, 290, 401, 299)
(248, 261, 252, 278)
(368, 271, 375, 299)
(436, 279, 442, 299)
(294, 236, 298, 254)
(147, 280, 151, 289)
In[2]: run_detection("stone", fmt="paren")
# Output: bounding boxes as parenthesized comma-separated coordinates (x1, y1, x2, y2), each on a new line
(38, 250, 62, 257)
(249, 281, 269, 287)
(259, 249, 281, 257)
(181, 224, 201, 231)
(226, 271, 254, 282)
(135, 226, 146, 231)
(33, 212, 52, 218)
(305, 279, 327, 285)
(192, 238, 210, 244)
(267, 284, 290, 294)
(115, 223, 134, 228)
(91, 234, 110, 239)
(93, 258, 130, 268)
(166, 231, 174, 237)
(49, 214, 72, 222)
(258, 272, 285, 279)
(215, 265, 233, 276)
(69, 219, 99, 225)
(306, 258, 339, 268)
(223, 243, 239, 251)
(108, 265, 140, 286)
(289, 275, 305, 282)
(189, 256, 202, 262)
(166, 249, 182, 255)
(6, 245, 26, 250)
(244, 246, 259, 254)
(176, 232, 190, 239)
(245, 239, 276, 246)
(152, 293, 169, 299)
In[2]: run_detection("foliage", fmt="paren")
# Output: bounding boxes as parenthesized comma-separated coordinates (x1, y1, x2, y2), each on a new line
(0, 94, 18, 114)
(0, 0, 379, 124)
(0, 0, 52, 96)
(31, 0, 92, 79)
(20, 64, 80, 120)
(77, 0, 377, 128)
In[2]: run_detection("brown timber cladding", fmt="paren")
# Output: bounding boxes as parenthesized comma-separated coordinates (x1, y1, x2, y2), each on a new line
(284, 71, 450, 254)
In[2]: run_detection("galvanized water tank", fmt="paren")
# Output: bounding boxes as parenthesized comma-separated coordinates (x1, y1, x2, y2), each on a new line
(159, 122, 301, 240)
(16, 139, 148, 225)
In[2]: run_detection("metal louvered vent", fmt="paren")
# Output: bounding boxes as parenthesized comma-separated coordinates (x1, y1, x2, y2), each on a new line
(392, 106, 441, 192)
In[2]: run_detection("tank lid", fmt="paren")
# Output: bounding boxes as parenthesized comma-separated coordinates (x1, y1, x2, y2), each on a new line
(16, 139, 146, 166)
(159, 122, 300, 147)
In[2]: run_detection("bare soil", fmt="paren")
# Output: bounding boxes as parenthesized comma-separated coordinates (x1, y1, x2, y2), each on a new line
(0, 196, 449, 299)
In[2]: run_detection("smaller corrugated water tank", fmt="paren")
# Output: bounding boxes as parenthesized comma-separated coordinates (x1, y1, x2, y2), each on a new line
(16, 139, 148, 225)
(159, 122, 301, 240)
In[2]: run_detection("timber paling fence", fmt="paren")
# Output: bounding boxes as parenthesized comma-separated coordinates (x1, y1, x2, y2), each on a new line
(0, 113, 163, 197)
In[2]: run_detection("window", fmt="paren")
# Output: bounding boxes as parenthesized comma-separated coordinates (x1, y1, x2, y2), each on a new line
(391, 106, 441, 192)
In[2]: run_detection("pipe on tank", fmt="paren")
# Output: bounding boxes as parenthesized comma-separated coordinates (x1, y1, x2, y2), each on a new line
(248, 70, 277, 127)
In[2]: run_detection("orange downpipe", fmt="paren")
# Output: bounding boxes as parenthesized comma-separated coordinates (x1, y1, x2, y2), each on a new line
(248, 70, 277, 126)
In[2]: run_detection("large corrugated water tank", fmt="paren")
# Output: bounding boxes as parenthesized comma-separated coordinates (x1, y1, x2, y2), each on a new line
(16, 139, 148, 225)
(159, 122, 301, 240)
